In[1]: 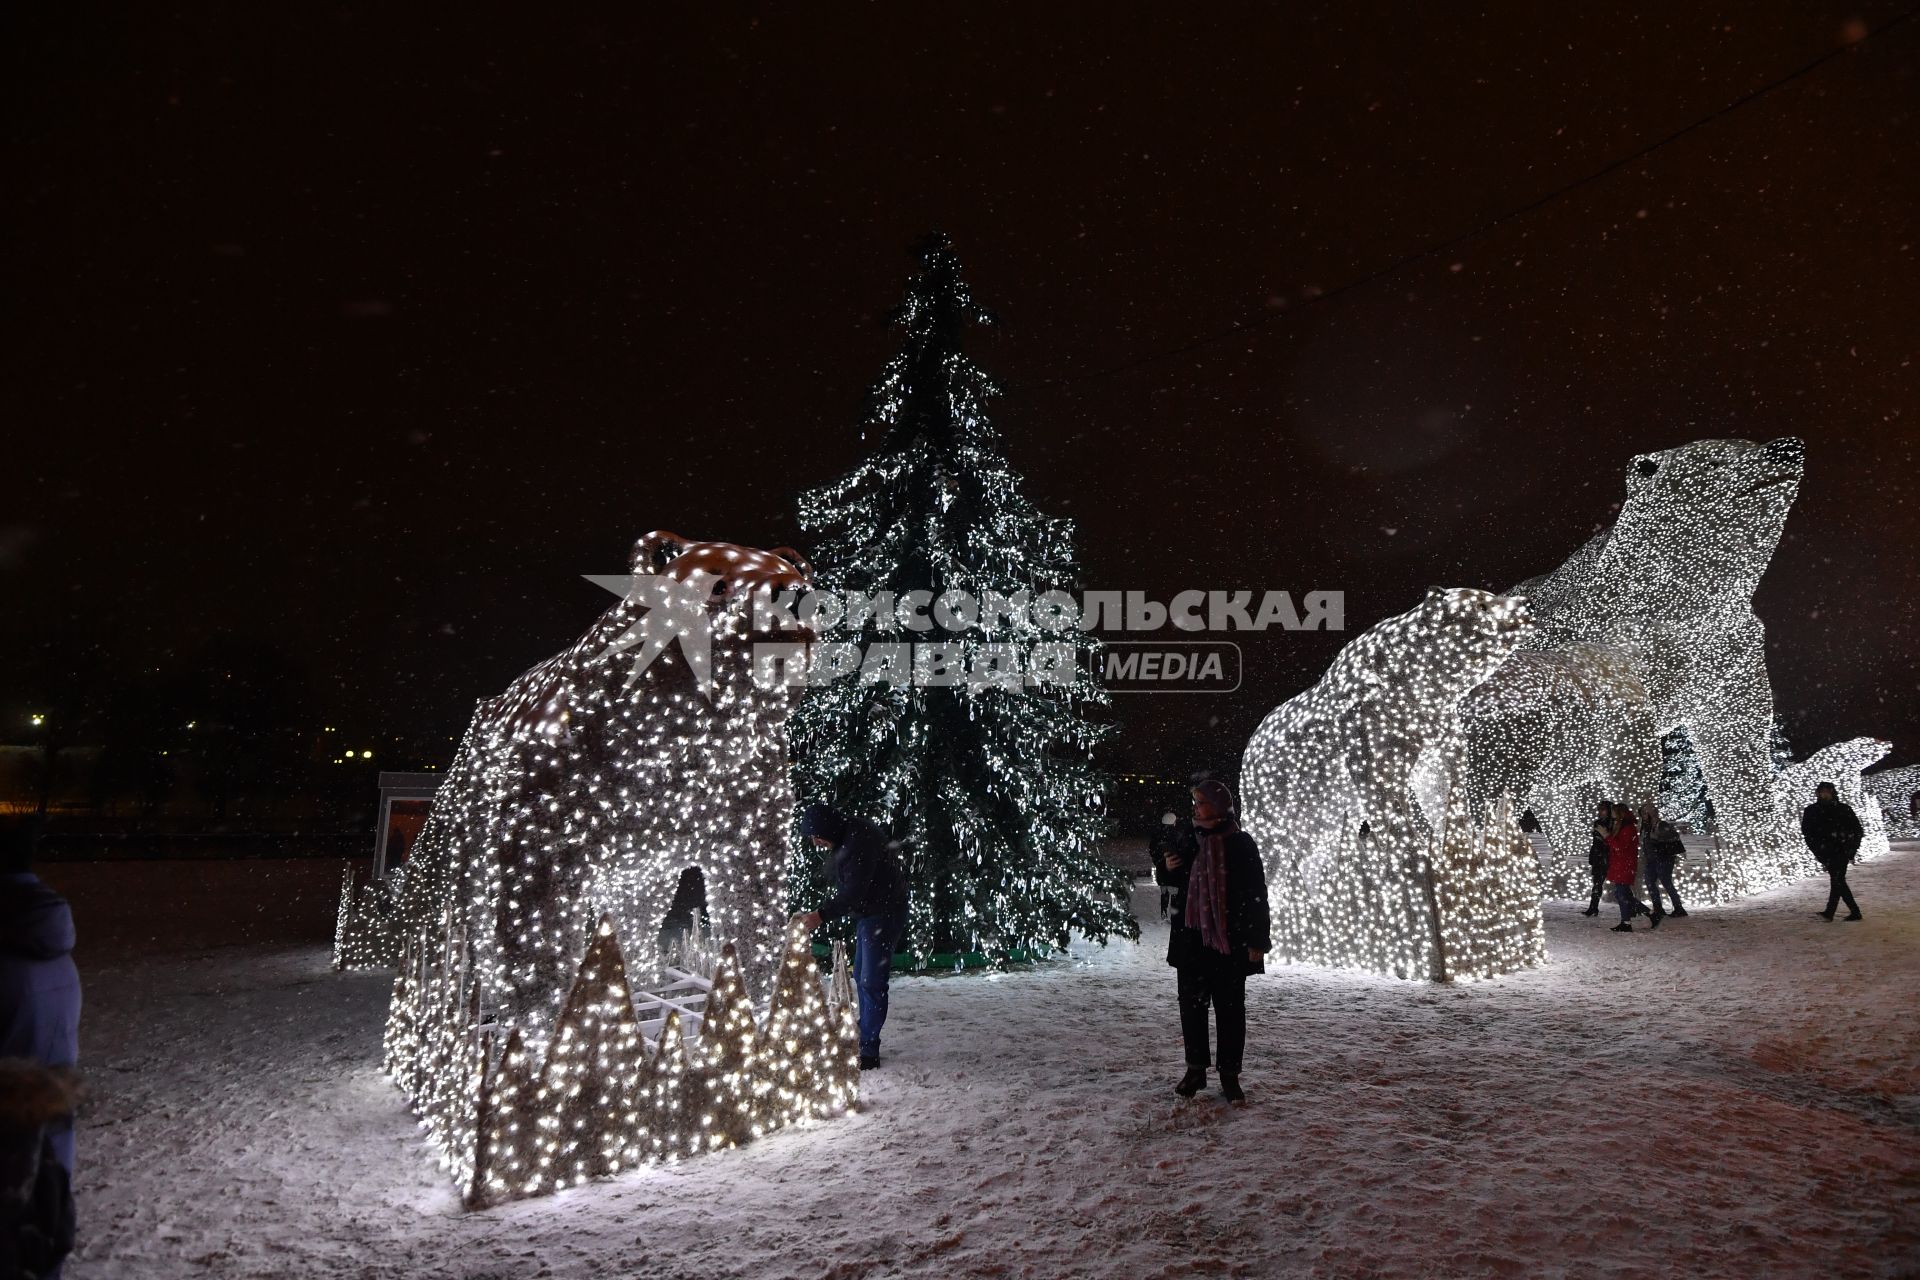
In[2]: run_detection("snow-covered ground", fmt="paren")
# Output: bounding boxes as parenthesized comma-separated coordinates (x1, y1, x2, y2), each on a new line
(53, 848, 1920, 1279)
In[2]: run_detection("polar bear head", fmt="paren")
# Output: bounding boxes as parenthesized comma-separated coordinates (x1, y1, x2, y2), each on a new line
(1611, 437, 1803, 604)
(1360, 587, 1534, 711)
(1330, 587, 1532, 769)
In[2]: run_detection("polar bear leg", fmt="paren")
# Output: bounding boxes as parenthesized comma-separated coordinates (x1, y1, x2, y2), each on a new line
(1683, 640, 1780, 865)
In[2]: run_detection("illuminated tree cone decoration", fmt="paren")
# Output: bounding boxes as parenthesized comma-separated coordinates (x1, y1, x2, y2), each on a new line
(387, 914, 860, 1208)
(1865, 764, 1920, 841)
(1240, 589, 1546, 982)
(1774, 737, 1893, 865)
(334, 864, 401, 969)
(1461, 438, 1890, 903)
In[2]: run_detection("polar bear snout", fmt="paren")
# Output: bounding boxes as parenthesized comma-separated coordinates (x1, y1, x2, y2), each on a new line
(1760, 435, 1805, 472)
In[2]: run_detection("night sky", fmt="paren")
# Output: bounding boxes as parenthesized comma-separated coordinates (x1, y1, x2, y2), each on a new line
(5, 4, 1917, 776)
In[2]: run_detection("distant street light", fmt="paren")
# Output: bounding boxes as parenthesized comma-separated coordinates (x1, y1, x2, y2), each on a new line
(29, 714, 45, 728)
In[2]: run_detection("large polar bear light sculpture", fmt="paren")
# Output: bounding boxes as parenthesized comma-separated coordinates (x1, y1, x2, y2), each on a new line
(1241, 588, 1545, 982)
(1463, 437, 1811, 901)
(339, 532, 861, 1206)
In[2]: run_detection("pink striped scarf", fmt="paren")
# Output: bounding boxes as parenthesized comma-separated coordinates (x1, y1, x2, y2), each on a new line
(1185, 824, 1234, 956)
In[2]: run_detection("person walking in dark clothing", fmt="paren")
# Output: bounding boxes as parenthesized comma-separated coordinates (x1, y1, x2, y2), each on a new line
(798, 804, 910, 1069)
(1606, 803, 1657, 932)
(0, 816, 79, 1280)
(1582, 801, 1612, 917)
(1157, 779, 1270, 1105)
(1801, 782, 1865, 921)
(1637, 800, 1688, 920)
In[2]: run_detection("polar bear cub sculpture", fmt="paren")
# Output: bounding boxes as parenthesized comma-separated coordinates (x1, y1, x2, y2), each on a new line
(1242, 588, 1543, 981)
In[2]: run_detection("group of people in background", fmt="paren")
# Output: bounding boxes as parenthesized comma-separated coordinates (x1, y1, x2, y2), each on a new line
(1581, 783, 1868, 931)
(1583, 799, 1688, 931)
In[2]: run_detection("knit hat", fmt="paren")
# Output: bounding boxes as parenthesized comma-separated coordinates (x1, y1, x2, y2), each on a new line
(1192, 779, 1236, 819)
(799, 803, 848, 843)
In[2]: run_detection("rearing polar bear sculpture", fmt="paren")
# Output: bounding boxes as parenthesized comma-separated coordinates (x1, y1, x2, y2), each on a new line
(1464, 437, 1808, 899)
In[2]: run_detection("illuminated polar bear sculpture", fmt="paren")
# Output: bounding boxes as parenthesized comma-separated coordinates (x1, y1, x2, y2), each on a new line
(1459, 644, 1661, 898)
(1467, 437, 1809, 900)
(355, 532, 862, 1206)
(1864, 764, 1920, 841)
(381, 530, 813, 1029)
(1241, 588, 1545, 982)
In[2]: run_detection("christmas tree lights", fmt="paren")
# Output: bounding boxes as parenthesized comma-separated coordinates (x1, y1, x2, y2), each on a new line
(788, 234, 1134, 961)
(342, 533, 859, 1205)
(1241, 588, 1545, 982)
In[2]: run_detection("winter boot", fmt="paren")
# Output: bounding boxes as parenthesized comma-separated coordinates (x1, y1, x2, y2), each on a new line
(860, 1053, 881, 1070)
(1668, 906, 1688, 918)
(1843, 912, 1863, 921)
(1174, 1067, 1207, 1098)
(1220, 1074, 1246, 1105)
(1581, 905, 1599, 918)
(1611, 922, 1633, 933)
(1818, 911, 1835, 921)
(1648, 911, 1662, 930)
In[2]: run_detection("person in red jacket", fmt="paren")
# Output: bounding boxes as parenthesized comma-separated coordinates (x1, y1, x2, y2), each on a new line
(1605, 803, 1658, 932)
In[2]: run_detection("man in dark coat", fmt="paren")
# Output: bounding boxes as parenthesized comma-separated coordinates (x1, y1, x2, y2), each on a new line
(798, 804, 909, 1070)
(1801, 781, 1865, 921)
(1581, 801, 1612, 917)
(0, 816, 79, 1278)
(1156, 779, 1269, 1104)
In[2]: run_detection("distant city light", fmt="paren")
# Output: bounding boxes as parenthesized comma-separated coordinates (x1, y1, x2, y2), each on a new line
(29, 714, 46, 727)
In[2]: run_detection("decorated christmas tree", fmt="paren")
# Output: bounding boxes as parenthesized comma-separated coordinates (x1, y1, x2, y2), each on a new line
(1660, 726, 1715, 831)
(1768, 716, 1796, 772)
(789, 233, 1135, 961)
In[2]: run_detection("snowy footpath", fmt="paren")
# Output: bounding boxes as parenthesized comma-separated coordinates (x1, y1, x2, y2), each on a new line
(56, 848, 1920, 1279)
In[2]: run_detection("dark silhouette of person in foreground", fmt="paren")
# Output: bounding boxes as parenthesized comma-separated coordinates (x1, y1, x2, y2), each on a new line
(1156, 779, 1270, 1105)
(0, 816, 80, 1279)
(1801, 781, 1864, 921)
(797, 804, 909, 1070)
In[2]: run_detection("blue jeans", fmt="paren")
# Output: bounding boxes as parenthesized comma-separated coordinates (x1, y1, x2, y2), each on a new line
(1612, 883, 1642, 924)
(1644, 856, 1681, 914)
(855, 913, 906, 1055)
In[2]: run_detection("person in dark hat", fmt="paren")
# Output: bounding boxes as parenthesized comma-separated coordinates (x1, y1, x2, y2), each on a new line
(797, 803, 909, 1069)
(1801, 781, 1865, 921)
(1157, 779, 1270, 1104)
